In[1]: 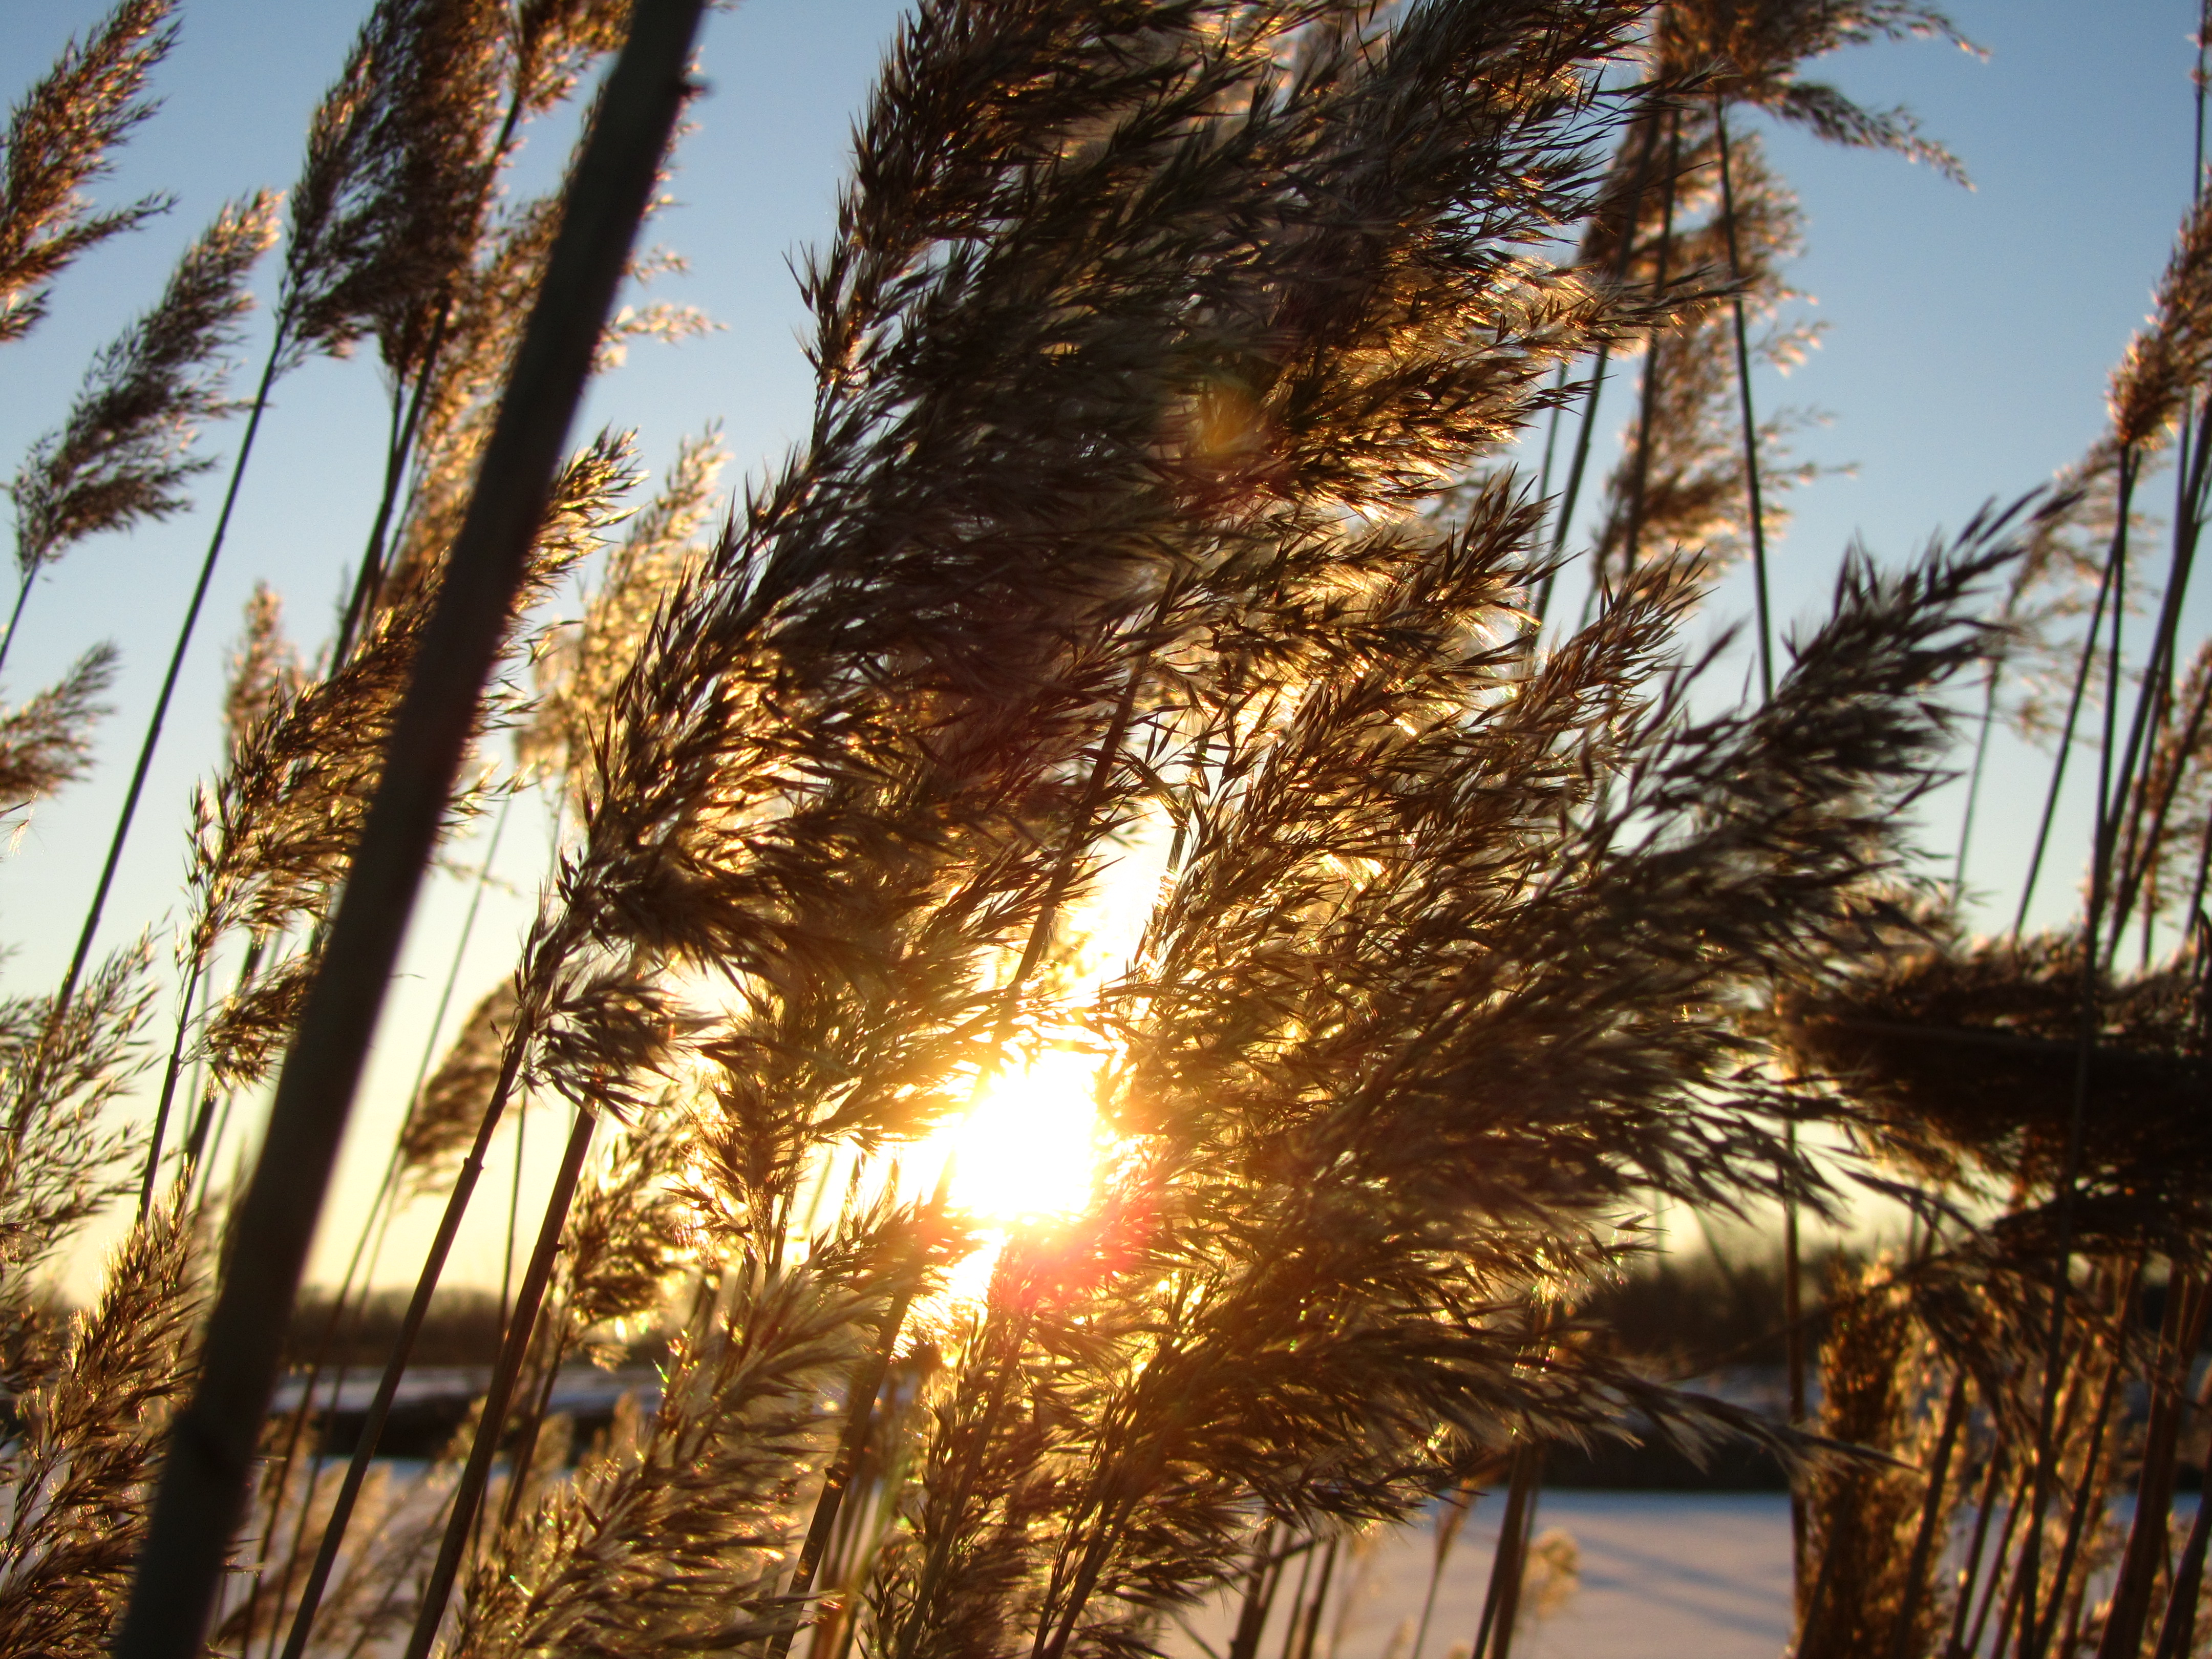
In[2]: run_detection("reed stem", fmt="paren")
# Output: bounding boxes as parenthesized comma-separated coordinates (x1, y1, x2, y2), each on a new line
(116, 7, 704, 1647)
(57, 341, 281, 1015)
(0, 573, 32, 679)
(2014, 450, 2136, 936)
(400, 1105, 597, 1658)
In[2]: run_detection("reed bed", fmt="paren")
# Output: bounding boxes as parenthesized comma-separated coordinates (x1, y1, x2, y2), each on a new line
(5, 2, 2212, 1657)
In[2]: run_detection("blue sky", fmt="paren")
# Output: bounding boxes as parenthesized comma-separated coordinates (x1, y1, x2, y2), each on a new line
(0, 0, 2199, 1290)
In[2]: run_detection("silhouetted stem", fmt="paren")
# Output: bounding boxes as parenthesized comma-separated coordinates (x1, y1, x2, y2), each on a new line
(1613, 110, 1679, 593)
(57, 342, 282, 1016)
(274, 1026, 527, 1659)
(400, 1106, 597, 1658)
(1943, 1441, 2009, 1659)
(2014, 450, 2135, 937)
(116, 8, 704, 1650)
(1532, 102, 1666, 628)
(0, 573, 32, 679)
(2017, 505, 2132, 1659)
(1714, 96, 1773, 700)
(1888, 1370, 1968, 1659)
(135, 955, 204, 1219)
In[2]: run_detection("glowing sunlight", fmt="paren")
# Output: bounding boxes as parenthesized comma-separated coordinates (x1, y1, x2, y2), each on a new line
(942, 1047, 1106, 1225)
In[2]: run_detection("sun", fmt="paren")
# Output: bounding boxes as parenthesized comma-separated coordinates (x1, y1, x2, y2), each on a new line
(938, 1047, 1106, 1226)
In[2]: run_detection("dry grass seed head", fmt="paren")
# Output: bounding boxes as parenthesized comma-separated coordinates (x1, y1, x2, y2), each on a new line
(281, 0, 508, 376)
(11, 192, 279, 578)
(0, 643, 118, 810)
(0, 0, 176, 347)
(0, 1199, 198, 1659)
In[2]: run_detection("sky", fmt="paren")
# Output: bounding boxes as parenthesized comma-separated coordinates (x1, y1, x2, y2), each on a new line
(0, 0, 2202, 1295)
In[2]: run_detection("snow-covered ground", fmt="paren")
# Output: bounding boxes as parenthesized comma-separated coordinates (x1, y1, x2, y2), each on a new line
(1165, 1493, 1794, 1659)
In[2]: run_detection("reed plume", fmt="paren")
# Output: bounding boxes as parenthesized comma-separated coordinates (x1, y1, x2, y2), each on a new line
(0, 1201, 198, 1659)
(0, 0, 176, 348)
(0, 643, 117, 811)
(4, 193, 279, 671)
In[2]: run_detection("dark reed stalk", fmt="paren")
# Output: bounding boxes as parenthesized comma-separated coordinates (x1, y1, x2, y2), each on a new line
(1485, 1453, 1545, 1659)
(2094, 1269, 2207, 1658)
(1274, 1535, 1316, 1659)
(1968, 1470, 2032, 1659)
(271, 1024, 532, 1659)
(1467, 1443, 1539, 1659)
(1944, 1439, 2009, 1659)
(2151, 1481, 2212, 1659)
(1888, 1368, 1968, 1659)
(2016, 506, 2134, 1659)
(1713, 93, 1774, 699)
(132, 956, 200, 1220)
(114, 8, 704, 1651)
(1611, 109, 1682, 596)
(1225, 1527, 1284, 1659)
(2014, 450, 2134, 936)
(330, 318, 445, 668)
(1408, 1479, 1480, 1659)
(400, 1105, 598, 1658)
(2108, 428, 2212, 944)
(1533, 98, 1667, 627)
(1294, 1539, 1339, 1659)
(2025, 1302, 2129, 1659)
(52, 343, 277, 1013)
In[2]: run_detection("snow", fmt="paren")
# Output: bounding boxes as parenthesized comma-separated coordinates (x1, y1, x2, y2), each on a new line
(1164, 1493, 1794, 1659)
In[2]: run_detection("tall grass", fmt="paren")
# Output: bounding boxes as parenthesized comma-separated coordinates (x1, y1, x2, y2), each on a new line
(6, 4, 2212, 1659)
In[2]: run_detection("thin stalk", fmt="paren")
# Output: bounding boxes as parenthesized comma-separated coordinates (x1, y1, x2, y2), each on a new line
(2110, 407, 2212, 947)
(273, 1033, 528, 1659)
(1889, 1369, 1969, 1659)
(895, 1309, 1038, 1659)
(1714, 94, 1804, 1587)
(0, 572, 32, 678)
(494, 1318, 566, 1535)
(400, 1106, 598, 1659)
(2111, 656, 2212, 950)
(2017, 507, 2132, 1659)
(2096, 1270, 2206, 1659)
(1943, 1441, 2009, 1659)
(1469, 1443, 1537, 1659)
(1274, 1536, 1316, 1659)
(1966, 1465, 2032, 1659)
(2103, 412, 2212, 955)
(182, 932, 267, 1193)
(1714, 94, 1774, 701)
(1486, 1450, 1544, 1659)
(136, 954, 206, 1218)
(782, 629, 1168, 1659)
(1408, 1481, 1479, 1659)
(56, 342, 282, 1015)
(1612, 109, 1681, 594)
(2188, 799, 2212, 929)
(2014, 450, 2136, 937)
(1294, 1540, 1339, 1659)
(2151, 1483, 2212, 1659)
(1226, 1527, 1286, 1659)
(1533, 102, 1667, 628)
(1784, 1159, 1807, 1599)
(117, 11, 705, 1648)
(241, 1156, 405, 1659)
(2026, 1321, 2129, 1659)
